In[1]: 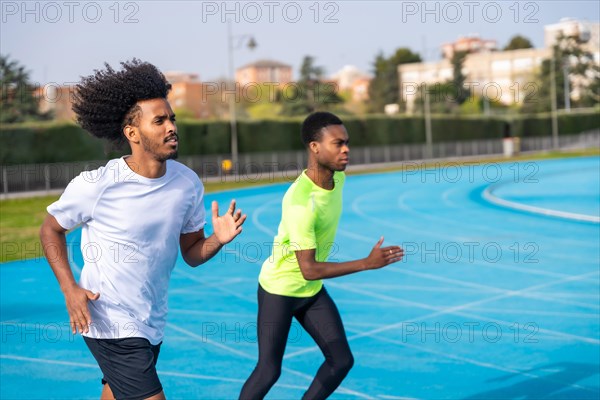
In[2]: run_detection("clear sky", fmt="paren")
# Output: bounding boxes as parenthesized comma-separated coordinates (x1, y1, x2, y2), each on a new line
(2, 0, 599, 85)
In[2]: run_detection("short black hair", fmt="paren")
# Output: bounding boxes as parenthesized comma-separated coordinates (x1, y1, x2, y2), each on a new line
(72, 59, 171, 149)
(301, 112, 343, 146)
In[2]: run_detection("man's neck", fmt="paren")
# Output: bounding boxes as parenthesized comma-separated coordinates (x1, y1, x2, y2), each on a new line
(305, 163, 335, 190)
(125, 154, 167, 179)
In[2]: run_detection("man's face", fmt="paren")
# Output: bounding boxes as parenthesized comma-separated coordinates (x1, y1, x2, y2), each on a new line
(134, 98, 178, 162)
(312, 124, 350, 171)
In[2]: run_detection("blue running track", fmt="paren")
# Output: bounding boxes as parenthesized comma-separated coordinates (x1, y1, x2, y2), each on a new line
(2, 156, 599, 399)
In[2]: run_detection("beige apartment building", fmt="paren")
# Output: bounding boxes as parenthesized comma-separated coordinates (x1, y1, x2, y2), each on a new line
(399, 19, 599, 114)
(400, 47, 551, 112)
(330, 65, 372, 103)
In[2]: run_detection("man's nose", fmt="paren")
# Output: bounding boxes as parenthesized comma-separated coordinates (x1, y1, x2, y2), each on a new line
(166, 120, 176, 133)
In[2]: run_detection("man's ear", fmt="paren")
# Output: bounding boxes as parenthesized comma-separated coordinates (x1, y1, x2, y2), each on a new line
(123, 125, 139, 144)
(309, 141, 319, 154)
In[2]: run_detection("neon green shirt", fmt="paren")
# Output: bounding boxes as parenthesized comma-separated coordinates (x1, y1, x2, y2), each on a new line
(259, 170, 345, 297)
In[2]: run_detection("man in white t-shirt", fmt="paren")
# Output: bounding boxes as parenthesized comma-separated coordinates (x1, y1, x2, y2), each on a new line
(39, 59, 246, 400)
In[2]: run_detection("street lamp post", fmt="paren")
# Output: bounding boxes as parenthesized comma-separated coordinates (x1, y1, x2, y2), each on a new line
(563, 62, 571, 112)
(550, 57, 559, 150)
(424, 86, 432, 159)
(227, 20, 256, 174)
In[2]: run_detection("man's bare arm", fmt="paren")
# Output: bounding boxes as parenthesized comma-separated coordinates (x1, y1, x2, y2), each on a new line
(40, 214, 99, 334)
(179, 200, 247, 267)
(296, 237, 404, 280)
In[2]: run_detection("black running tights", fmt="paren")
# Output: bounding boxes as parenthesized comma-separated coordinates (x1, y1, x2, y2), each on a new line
(239, 285, 354, 400)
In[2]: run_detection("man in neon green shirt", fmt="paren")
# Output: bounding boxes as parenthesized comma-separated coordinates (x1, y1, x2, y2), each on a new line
(240, 112, 404, 399)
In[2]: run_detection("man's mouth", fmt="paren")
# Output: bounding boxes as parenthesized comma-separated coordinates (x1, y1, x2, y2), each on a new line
(165, 135, 178, 144)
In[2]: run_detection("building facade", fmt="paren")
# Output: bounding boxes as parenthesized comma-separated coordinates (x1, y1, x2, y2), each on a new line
(35, 85, 76, 121)
(235, 59, 292, 87)
(164, 72, 205, 118)
(399, 19, 599, 114)
(400, 47, 551, 112)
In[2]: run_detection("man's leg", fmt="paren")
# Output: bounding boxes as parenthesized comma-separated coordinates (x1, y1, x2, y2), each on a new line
(100, 383, 114, 399)
(101, 384, 165, 400)
(239, 285, 295, 399)
(295, 288, 354, 400)
(145, 391, 166, 400)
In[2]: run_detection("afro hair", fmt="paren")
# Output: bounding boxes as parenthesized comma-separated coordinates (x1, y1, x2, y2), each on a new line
(72, 59, 171, 148)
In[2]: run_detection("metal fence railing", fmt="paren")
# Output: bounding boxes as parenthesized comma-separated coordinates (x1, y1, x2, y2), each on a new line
(1, 130, 598, 196)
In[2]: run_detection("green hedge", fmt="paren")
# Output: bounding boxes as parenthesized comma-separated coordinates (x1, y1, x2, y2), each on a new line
(237, 119, 303, 152)
(1, 123, 110, 165)
(514, 112, 600, 138)
(1, 112, 598, 165)
(176, 120, 230, 155)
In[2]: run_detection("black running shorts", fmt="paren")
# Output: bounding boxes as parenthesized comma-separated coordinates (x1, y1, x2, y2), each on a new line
(83, 336, 162, 399)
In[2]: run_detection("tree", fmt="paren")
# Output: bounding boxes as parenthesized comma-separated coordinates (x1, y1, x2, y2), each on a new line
(503, 35, 534, 51)
(0, 55, 50, 123)
(368, 48, 421, 113)
(521, 33, 599, 113)
(367, 52, 390, 113)
(411, 50, 474, 114)
(521, 58, 566, 114)
(579, 72, 600, 107)
(279, 56, 342, 116)
(450, 50, 470, 106)
(412, 82, 470, 114)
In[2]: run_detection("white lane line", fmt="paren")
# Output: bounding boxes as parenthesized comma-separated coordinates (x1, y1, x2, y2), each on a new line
(483, 185, 600, 223)
(329, 272, 600, 344)
(337, 228, 597, 284)
(395, 178, 600, 249)
(433, 307, 600, 319)
(165, 323, 374, 399)
(344, 327, 594, 394)
(341, 283, 490, 294)
(441, 186, 461, 208)
(387, 268, 599, 311)
(251, 198, 279, 237)
(166, 323, 255, 360)
(283, 270, 600, 360)
(168, 309, 255, 319)
(337, 230, 599, 309)
(0, 354, 308, 390)
(173, 267, 255, 304)
(368, 187, 598, 254)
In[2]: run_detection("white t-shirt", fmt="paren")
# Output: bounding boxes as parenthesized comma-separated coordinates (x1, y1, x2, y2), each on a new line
(47, 157, 206, 344)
